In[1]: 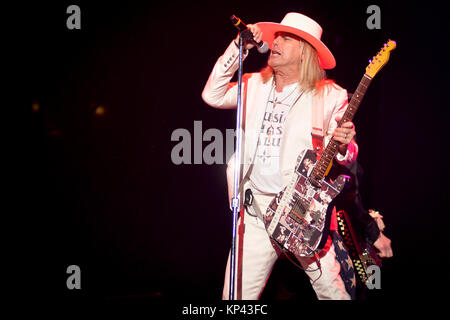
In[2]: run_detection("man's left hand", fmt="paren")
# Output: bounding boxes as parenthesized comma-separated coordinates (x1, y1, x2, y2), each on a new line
(332, 116, 356, 155)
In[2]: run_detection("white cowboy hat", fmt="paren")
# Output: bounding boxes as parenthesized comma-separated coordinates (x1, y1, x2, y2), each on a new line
(256, 12, 336, 69)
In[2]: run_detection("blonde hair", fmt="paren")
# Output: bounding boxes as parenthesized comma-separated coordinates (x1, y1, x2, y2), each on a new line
(299, 40, 327, 92)
(260, 38, 332, 94)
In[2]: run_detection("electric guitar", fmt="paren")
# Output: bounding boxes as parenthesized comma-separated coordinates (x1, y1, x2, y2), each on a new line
(263, 40, 397, 258)
(336, 209, 382, 287)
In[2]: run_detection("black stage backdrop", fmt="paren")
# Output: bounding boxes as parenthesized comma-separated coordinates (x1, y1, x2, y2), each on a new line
(15, 0, 448, 310)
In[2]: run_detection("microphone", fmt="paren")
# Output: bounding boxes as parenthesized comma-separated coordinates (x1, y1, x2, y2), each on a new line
(230, 15, 269, 53)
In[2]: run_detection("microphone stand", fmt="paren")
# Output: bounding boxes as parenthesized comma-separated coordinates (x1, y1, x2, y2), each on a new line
(229, 30, 252, 300)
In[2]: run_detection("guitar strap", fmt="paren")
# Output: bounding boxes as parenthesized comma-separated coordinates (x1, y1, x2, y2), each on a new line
(311, 90, 325, 156)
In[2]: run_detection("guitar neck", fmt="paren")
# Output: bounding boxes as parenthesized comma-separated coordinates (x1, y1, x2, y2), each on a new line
(311, 74, 372, 181)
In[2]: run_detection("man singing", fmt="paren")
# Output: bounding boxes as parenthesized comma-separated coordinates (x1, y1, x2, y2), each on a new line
(202, 12, 359, 300)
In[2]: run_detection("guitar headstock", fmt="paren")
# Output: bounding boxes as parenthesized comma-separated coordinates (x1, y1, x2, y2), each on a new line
(365, 40, 396, 78)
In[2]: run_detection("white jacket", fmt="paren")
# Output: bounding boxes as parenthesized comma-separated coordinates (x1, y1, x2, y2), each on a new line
(202, 41, 358, 203)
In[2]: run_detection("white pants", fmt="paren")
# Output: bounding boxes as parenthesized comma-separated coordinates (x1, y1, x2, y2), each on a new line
(222, 192, 350, 300)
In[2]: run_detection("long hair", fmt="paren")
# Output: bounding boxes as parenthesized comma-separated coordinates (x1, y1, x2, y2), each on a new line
(261, 39, 333, 94)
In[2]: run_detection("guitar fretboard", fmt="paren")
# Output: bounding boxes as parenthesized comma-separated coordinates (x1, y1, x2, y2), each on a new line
(311, 74, 372, 181)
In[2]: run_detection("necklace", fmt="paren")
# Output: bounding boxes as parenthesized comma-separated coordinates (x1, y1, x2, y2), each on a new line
(269, 83, 299, 107)
(265, 83, 304, 144)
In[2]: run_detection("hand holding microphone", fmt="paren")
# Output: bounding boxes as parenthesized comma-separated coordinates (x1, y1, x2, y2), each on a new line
(230, 15, 269, 53)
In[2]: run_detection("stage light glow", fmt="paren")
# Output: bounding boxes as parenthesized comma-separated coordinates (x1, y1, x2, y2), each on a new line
(94, 105, 106, 116)
(32, 101, 40, 112)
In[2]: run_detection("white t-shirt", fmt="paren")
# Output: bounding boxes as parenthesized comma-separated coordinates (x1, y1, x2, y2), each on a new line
(249, 82, 304, 194)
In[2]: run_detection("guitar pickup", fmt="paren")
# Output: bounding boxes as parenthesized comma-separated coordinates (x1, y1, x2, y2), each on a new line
(289, 210, 303, 223)
(288, 193, 307, 223)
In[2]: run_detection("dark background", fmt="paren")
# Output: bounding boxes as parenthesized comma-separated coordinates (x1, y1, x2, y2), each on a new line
(15, 0, 448, 308)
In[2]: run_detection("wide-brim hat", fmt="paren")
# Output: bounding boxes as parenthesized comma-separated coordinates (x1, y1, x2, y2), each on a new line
(256, 12, 336, 69)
